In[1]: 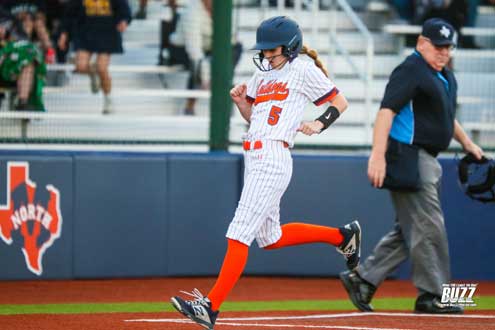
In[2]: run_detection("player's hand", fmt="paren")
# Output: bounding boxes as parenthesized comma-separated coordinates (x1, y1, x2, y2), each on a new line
(297, 120, 324, 136)
(230, 83, 247, 105)
(368, 151, 386, 188)
(463, 141, 484, 160)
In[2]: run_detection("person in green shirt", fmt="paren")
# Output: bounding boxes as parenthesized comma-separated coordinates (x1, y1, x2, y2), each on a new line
(0, 15, 46, 111)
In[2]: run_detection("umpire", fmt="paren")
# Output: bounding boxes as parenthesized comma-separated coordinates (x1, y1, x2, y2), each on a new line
(340, 18, 484, 314)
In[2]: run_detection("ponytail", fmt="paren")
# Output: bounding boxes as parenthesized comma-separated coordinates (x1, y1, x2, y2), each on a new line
(300, 44, 329, 77)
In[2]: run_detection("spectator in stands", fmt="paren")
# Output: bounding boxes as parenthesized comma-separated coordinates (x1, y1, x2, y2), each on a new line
(0, 10, 47, 111)
(388, 0, 414, 22)
(134, 0, 147, 19)
(58, 0, 132, 114)
(466, 0, 480, 30)
(0, 0, 56, 63)
(45, 0, 69, 63)
(462, 0, 495, 48)
(414, 1, 466, 32)
(169, 0, 242, 116)
(413, 0, 483, 48)
(157, 0, 179, 66)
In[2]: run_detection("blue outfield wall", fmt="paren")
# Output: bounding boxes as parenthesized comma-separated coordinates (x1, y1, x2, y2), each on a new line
(0, 151, 493, 280)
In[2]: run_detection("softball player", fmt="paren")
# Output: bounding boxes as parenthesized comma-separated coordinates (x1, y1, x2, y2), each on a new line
(171, 16, 361, 330)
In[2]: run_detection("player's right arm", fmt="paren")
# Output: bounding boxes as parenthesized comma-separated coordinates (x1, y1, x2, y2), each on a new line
(230, 83, 252, 123)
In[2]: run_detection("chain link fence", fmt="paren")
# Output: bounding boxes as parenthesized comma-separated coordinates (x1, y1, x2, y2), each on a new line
(0, 0, 493, 151)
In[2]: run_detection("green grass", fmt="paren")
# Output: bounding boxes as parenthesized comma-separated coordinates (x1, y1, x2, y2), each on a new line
(1, 296, 494, 315)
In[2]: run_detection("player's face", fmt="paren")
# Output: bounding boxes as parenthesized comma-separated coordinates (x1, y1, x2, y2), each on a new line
(417, 36, 453, 71)
(262, 46, 287, 70)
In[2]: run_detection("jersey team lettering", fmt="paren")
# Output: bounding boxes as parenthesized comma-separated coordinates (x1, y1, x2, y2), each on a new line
(255, 79, 289, 105)
(441, 283, 477, 307)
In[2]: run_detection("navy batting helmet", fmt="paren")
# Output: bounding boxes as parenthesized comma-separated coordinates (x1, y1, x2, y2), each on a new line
(252, 16, 302, 71)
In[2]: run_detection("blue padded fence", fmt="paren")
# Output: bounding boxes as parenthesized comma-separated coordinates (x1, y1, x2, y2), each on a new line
(0, 151, 493, 280)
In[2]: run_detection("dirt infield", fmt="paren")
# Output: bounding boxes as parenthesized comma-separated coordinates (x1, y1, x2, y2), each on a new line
(2, 277, 495, 304)
(1, 277, 495, 330)
(2, 311, 495, 330)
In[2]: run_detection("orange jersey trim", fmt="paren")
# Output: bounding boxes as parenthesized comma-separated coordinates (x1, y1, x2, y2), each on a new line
(314, 87, 339, 106)
(246, 96, 255, 104)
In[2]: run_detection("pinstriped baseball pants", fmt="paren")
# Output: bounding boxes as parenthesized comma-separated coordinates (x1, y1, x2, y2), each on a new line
(226, 140, 292, 248)
(357, 149, 451, 297)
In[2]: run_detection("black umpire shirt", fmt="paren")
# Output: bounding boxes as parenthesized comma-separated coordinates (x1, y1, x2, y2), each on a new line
(380, 51, 457, 156)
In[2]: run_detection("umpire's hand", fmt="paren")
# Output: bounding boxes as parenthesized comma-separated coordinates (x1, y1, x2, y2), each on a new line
(463, 141, 484, 161)
(368, 151, 386, 188)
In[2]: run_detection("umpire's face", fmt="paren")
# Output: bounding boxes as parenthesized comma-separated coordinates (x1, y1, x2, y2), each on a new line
(417, 36, 453, 72)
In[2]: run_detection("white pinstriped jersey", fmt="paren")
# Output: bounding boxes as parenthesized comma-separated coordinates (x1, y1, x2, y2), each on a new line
(226, 56, 342, 247)
(245, 57, 339, 147)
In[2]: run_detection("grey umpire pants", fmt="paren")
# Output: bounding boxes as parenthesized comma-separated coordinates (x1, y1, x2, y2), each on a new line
(358, 149, 450, 297)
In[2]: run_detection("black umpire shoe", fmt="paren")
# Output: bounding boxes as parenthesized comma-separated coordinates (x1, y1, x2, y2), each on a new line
(340, 270, 376, 312)
(336, 220, 361, 270)
(414, 293, 464, 314)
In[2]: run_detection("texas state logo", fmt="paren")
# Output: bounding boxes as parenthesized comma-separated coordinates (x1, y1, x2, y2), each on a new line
(0, 162, 62, 276)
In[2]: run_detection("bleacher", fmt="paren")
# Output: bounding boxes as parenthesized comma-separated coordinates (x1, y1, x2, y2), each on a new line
(0, 0, 493, 150)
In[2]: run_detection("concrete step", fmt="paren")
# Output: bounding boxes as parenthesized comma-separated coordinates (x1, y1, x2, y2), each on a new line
(233, 74, 387, 101)
(456, 72, 495, 99)
(451, 50, 495, 73)
(111, 47, 160, 65)
(235, 7, 389, 32)
(0, 113, 372, 146)
(235, 53, 400, 77)
(40, 88, 210, 116)
(474, 7, 495, 49)
(237, 29, 397, 55)
(4, 112, 494, 148)
(234, 71, 495, 101)
(42, 63, 493, 117)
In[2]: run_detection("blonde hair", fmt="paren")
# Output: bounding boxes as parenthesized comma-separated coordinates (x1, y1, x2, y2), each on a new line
(300, 44, 329, 77)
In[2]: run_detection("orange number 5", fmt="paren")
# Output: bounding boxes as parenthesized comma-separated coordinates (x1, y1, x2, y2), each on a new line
(268, 106, 283, 126)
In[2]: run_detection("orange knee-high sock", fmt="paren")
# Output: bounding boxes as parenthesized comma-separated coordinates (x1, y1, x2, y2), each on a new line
(264, 222, 344, 250)
(208, 239, 248, 311)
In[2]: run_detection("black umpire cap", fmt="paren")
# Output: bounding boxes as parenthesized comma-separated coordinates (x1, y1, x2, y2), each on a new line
(421, 18, 457, 47)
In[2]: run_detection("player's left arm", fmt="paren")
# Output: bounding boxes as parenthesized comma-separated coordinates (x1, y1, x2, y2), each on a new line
(328, 93, 348, 114)
(453, 119, 484, 160)
(298, 62, 349, 136)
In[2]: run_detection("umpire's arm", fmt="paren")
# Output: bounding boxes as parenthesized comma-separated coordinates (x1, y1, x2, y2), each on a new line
(453, 120, 484, 160)
(368, 108, 396, 188)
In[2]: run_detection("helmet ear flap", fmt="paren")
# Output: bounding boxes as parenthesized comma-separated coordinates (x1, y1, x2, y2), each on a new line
(282, 46, 290, 58)
(284, 39, 301, 59)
